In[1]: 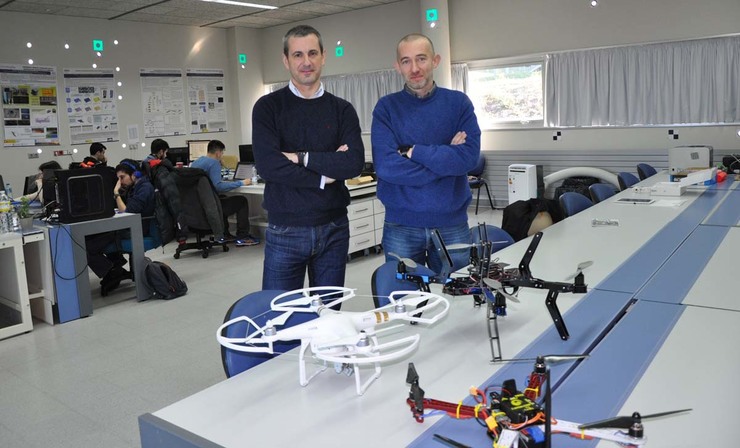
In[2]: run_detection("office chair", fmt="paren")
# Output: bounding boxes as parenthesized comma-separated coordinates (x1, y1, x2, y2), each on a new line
(371, 260, 437, 308)
(471, 224, 514, 253)
(559, 192, 593, 218)
(468, 153, 495, 214)
(221, 290, 318, 378)
(636, 163, 658, 180)
(173, 168, 228, 259)
(588, 183, 618, 203)
(617, 172, 640, 191)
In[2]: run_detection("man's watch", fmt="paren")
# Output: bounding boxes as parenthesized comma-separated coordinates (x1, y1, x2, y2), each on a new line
(398, 145, 413, 159)
(297, 151, 306, 166)
(114, 193, 121, 199)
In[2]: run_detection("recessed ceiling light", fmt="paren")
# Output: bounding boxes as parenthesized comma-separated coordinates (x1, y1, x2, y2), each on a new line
(96, 51, 102, 57)
(200, 0, 278, 9)
(141, 142, 146, 147)
(28, 59, 34, 65)
(26, 42, 32, 48)
(113, 39, 119, 45)
(117, 95, 123, 100)
(590, 0, 599, 7)
(115, 67, 120, 72)
(72, 148, 78, 154)
(36, 148, 42, 154)
(92, 63, 97, 68)
(117, 81, 122, 87)
(64, 43, 70, 49)
(122, 143, 127, 148)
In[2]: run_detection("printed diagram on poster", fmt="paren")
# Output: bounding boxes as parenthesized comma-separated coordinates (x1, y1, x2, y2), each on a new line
(140, 68, 187, 138)
(186, 69, 227, 134)
(1, 64, 60, 147)
(63, 69, 119, 145)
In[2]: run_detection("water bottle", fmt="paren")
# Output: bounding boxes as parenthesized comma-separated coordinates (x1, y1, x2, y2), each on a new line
(4, 182, 12, 200)
(0, 190, 10, 234)
(251, 166, 259, 185)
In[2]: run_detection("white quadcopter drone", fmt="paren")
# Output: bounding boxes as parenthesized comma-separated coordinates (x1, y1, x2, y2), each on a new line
(217, 286, 450, 395)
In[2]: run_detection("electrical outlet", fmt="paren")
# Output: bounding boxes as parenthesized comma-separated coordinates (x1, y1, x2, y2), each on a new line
(28, 152, 39, 159)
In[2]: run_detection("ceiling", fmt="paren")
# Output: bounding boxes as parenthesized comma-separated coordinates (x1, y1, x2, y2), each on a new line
(0, 0, 405, 28)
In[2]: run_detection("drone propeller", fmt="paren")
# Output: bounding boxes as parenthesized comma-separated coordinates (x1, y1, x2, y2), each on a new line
(388, 252, 417, 269)
(578, 409, 692, 431)
(482, 278, 520, 303)
(384, 291, 451, 324)
(316, 331, 372, 352)
(314, 334, 420, 364)
(496, 353, 589, 364)
(266, 310, 294, 328)
(565, 260, 594, 280)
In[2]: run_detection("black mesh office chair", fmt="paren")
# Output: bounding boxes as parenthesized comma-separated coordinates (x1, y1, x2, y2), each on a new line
(468, 153, 495, 214)
(173, 168, 228, 259)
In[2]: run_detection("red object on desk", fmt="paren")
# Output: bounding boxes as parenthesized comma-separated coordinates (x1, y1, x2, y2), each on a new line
(717, 170, 727, 182)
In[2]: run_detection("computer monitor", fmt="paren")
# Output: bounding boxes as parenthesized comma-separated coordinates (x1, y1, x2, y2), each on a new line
(55, 166, 115, 223)
(23, 174, 39, 195)
(187, 140, 210, 161)
(166, 147, 190, 166)
(239, 144, 254, 163)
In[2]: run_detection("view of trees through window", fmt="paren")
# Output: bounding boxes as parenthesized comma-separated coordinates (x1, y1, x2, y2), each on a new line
(468, 63, 543, 127)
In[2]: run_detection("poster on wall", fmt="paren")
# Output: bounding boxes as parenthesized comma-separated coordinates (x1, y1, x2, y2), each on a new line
(139, 68, 187, 138)
(0, 64, 60, 147)
(186, 68, 227, 134)
(63, 69, 119, 145)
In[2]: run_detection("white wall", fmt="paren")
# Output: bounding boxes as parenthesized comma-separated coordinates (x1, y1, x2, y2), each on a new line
(0, 11, 247, 192)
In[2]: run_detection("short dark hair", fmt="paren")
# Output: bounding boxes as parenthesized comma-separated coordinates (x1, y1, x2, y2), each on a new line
(39, 161, 61, 171)
(150, 138, 169, 154)
(283, 25, 323, 57)
(115, 159, 140, 176)
(207, 140, 225, 154)
(89, 142, 106, 156)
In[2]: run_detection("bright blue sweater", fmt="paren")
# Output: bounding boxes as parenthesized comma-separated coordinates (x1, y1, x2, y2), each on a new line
(371, 87, 481, 227)
(190, 156, 242, 193)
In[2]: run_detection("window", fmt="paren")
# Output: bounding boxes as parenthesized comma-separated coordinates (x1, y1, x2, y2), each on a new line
(468, 62, 544, 128)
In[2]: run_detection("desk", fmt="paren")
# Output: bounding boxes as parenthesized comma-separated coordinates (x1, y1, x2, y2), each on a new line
(48, 213, 145, 323)
(139, 177, 736, 447)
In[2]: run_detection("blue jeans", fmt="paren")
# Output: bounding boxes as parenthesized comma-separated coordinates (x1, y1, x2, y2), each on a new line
(262, 216, 350, 292)
(382, 221, 471, 275)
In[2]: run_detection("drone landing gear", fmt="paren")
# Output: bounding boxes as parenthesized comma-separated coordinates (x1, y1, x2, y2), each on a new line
(298, 340, 328, 388)
(545, 289, 569, 341)
(486, 300, 503, 363)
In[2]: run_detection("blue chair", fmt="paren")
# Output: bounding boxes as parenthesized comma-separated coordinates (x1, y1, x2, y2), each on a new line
(221, 290, 318, 378)
(636, 163, 658, 180)
(468, 154, 495, 214)
(371, 261, 437, 308)
(559, 192, 593, 218)
(617, 172, 640, 191)
(471, 225, 514, 253)
(588, 183, 617, 204)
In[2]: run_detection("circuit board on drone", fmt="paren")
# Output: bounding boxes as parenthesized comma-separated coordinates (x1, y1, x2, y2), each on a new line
(493, 379, 543, 424)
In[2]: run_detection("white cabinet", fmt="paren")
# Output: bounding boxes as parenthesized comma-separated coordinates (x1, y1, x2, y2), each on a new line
(0, 232, 32, 340)
(23, 228, 55, 325)
(346, 196, 386, 255)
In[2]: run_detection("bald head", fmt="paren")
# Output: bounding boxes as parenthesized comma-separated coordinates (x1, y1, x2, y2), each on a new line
(396, 34, 435, 61)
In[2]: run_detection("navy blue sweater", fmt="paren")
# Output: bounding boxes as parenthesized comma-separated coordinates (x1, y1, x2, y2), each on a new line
(252, 87, 365, 226)
(371, 87, 480, 227)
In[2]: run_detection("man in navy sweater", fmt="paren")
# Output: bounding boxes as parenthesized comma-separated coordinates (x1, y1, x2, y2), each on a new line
(252, 25, 364, 292)
(372, 34, 481, 274)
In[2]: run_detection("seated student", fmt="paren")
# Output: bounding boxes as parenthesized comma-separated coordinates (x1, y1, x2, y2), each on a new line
(144, 138, 170, 165)
(18, 160, 62, 204)
(86, 159, 155, 295)
(190, 139, 259, 246)
(90, 142, 107, 165)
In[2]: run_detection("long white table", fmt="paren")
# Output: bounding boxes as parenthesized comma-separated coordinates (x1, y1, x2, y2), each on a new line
(140, 175, 737, 448)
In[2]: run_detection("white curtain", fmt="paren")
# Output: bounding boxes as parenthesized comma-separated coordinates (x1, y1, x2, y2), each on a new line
(546, 35, 740, 127)
(266, 63, 469, 131)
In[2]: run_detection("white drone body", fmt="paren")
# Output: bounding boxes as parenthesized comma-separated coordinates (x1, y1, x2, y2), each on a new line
(217, 286, 450, 395)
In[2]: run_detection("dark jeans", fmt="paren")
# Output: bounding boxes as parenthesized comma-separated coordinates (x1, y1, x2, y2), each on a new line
(382, 221, 471, 275)
(262, 215, 350, 293)
(85, 232, 126, 278)
(221, 196, 250, 239)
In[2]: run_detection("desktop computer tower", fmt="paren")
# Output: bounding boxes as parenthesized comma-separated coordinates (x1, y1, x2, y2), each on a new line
(508, 164, 543, 203)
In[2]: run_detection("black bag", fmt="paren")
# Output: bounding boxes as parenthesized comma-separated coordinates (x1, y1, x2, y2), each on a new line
(554, 176, 600, 199)
(141, 257, 188, 300)
(502, 198, 564, 242)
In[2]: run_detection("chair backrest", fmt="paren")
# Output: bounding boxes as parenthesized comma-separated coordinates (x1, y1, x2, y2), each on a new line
(470, 225, 514, 253)
(636, 163, 657, 180)
(371, 261, 437, 308)
(559, 192, 593, 217)
(174, 168, 224, 235)
(221, 290, 318, 378)
(588, 183, 617, 204)
(617, 172, 640, 191)
(468, 153, 486, 177)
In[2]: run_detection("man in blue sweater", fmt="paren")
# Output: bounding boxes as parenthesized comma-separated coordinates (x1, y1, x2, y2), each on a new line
(191, 139, 259, 246)
(372, 33, 481, 274)
(252, 25, 364, 292)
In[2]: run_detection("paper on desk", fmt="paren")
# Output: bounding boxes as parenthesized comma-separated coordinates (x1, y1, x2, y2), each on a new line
(652, 199, 686, 207)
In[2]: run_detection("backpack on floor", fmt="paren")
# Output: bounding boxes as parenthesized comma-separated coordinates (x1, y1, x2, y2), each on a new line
(141, 257, 188, 300)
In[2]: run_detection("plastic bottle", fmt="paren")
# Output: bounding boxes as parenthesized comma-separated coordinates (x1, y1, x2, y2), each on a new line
(251, 166, 259, 185)
(4, 182, 13, 200)
(0, 190, 10, 233)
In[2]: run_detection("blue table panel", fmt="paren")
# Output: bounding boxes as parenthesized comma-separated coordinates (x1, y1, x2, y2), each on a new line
(636, 225, 729, 304)
(408, 290, 634, 448)
(48, 225, 82, 323)
(703, 189, 740, 227)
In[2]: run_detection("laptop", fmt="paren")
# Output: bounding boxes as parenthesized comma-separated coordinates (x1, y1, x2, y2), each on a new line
(233, 162, 255, 181)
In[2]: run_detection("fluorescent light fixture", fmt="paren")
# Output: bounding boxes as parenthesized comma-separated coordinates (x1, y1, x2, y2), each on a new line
(201, 0, 278, 9)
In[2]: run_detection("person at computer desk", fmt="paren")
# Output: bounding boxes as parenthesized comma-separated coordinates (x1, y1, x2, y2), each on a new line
(90, 142, 107, 165)
(18, 160, 62, 204)
(86, 159, 155, 295)
(190, 139, 260, 247)
(371, 33, 480, 273)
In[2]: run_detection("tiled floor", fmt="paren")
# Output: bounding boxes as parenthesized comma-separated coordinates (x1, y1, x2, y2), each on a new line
(0, 208, 502, 448)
